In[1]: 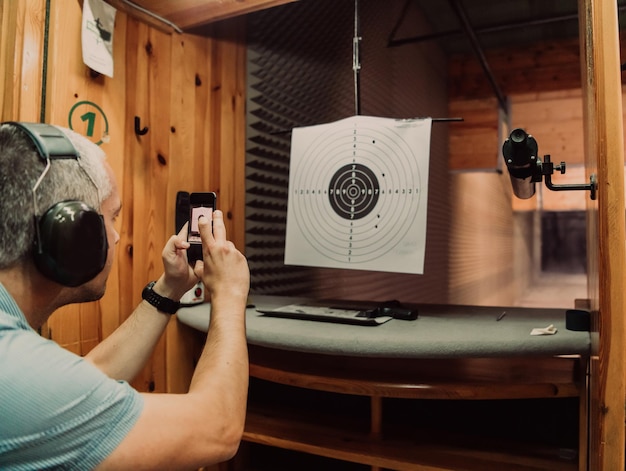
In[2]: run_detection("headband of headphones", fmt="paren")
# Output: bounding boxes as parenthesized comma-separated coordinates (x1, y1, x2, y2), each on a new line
(5, 122, 80, 161)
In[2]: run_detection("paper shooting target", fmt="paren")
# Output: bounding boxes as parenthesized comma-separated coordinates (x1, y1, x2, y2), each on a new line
(285, 115, 432, 274)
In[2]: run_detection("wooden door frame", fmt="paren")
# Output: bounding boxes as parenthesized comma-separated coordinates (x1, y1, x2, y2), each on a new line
(579, 0, 626, 468)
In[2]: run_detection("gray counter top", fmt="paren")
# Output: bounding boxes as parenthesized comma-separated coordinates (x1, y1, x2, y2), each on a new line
(177, 295, 591, 359)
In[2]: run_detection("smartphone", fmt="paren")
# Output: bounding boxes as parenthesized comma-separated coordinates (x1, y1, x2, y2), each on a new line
(187, 192, 216, 263)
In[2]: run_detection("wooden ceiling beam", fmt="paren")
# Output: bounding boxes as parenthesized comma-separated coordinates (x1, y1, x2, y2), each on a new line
(105, 0, 298, 33)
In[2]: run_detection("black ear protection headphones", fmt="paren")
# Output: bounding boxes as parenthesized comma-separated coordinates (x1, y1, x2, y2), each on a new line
(7, 122, 109, 287)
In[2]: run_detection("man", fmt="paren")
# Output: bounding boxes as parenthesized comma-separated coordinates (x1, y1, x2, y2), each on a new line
(0, 122, 250, 469)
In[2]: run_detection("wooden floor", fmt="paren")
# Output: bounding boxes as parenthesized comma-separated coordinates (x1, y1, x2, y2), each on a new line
(516, 272, 587, 309)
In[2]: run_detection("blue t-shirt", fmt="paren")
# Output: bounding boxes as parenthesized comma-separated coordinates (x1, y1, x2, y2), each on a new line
(0, 283, 144, 470)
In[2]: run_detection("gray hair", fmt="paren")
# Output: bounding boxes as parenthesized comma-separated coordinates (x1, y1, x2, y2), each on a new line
(0, 123, 112, 268)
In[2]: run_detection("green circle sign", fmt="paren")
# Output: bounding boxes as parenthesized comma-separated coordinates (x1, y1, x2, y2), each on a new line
(68, 101, 110, 146)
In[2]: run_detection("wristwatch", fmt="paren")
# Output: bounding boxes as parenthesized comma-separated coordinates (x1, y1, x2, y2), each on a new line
(141, 281, 180, 314)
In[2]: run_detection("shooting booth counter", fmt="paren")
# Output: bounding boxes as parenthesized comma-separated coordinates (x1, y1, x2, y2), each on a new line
(178, 295, 591, 470)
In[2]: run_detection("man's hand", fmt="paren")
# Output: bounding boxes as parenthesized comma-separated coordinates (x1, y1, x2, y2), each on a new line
(157, 222, 199, 301)
(193, 210, 249, 302)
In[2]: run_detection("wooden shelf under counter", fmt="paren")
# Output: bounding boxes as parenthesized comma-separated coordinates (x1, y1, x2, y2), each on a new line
(237, 345, 583, 471)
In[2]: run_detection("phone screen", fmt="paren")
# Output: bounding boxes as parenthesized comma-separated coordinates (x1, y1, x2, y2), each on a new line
(187, 192, 216, 263)
(188, 205, 213, 243)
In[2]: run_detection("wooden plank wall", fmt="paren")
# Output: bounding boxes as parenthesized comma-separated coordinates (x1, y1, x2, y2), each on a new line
(578, 0, 626, 468)
(0, 0, 45, 121)
(1, 0, 246, 395)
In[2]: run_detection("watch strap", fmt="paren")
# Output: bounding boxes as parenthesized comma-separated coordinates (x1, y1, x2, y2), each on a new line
(141, 281, 180, 314)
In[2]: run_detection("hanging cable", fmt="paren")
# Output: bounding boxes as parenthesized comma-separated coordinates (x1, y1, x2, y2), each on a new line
(353, 0, 362, 115)
(117, 0, 183, 34)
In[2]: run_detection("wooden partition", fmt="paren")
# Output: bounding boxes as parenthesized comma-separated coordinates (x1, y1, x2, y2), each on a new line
(0, 0, 247, 394)
(578, 0, 626, 468)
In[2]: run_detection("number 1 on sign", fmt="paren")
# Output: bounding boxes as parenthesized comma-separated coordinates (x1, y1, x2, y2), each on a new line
(81, 112, 96, 137)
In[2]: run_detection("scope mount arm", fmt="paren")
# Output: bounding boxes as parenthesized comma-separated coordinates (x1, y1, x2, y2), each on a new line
(534, 154, 597, 200)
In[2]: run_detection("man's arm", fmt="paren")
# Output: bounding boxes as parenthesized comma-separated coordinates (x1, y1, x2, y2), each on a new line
(85, 227, 198, 381)
(96, 210, 250, 469)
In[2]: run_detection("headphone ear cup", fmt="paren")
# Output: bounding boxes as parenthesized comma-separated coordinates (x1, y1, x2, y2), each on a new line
(33, 201, 108, 287)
